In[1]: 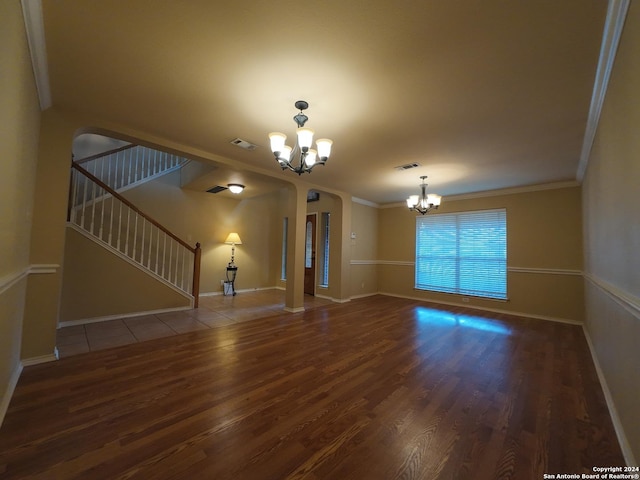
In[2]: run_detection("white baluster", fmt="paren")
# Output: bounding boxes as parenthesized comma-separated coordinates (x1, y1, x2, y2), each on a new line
(155, 228, 160, 273)
(168, 238, 174, 283)
(133, 214, 139, 262)
(114, 151, 119, 189)
(116, 199, 123, 250)
(147, 223, 153, 268)
(71, 169, 79, 224)
(181, 248, 187, 290)
(124, 208, 131, 255)
(174, 242, 180, 286)
(162, 233, 168, 278)
(80, 173, 88, 229)
(99, 155, 104, 185)
(98, 185, 105, 239)
(90, 179, 97, 234)
(128, 148, 133, 185)
(140, 218, 146, 266)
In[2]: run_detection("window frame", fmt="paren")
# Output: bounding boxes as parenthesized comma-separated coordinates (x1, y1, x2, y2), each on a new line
(415, 208, 507, 300)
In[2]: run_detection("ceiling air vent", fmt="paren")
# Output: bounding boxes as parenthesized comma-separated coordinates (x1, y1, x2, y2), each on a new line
(394, 162, 420, 171)
(207, 185, 228, 194)
(230, 138, 258, 151)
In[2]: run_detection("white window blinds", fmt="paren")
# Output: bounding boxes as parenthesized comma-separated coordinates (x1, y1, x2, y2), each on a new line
(415, 209, 507, 300)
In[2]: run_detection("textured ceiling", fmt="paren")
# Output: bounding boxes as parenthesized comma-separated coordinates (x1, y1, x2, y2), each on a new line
(42, 0, 608, 204)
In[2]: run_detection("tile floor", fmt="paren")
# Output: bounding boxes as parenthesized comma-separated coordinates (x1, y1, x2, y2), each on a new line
(56, 289, 333, 358)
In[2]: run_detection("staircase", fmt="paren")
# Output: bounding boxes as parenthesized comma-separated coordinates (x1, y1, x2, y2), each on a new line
(74, 144, 188, 195)
(68, 145, 201, 307)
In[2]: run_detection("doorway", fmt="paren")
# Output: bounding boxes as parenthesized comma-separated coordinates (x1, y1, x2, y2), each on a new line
(304, 213, 316, 295)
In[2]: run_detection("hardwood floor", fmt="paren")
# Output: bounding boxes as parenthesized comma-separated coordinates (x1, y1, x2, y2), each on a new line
(0, 295, 625, 479)
(56, 290, 333, 357)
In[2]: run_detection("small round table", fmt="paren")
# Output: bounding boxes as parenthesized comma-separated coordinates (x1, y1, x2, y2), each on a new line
(225, 266, 238, 296)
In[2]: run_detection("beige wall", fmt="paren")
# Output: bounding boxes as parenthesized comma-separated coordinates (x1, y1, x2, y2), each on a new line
(120, 169, 283, 295)
(60, 228, 191, 321)
(378, 186, 584, 322)
(0, 0, 42, 412)
(582, 2, 640, 464)
(21, 110, 76, 359)
(350, 200, 379, 297)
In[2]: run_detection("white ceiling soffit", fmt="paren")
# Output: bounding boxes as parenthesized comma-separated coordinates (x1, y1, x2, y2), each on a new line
(21, 0, 51, 110)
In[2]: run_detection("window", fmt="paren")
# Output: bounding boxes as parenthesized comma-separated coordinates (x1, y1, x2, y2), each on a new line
(415, 209, 507, 300)
(305, 219, 313, 268)
(281, 217, 288, 280)
(319, 212, 330, 286)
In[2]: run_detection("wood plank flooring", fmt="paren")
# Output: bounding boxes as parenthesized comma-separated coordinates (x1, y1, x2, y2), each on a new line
(0, 295, 625, 479)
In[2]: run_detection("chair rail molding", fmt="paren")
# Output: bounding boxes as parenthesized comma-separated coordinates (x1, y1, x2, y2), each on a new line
(0, 264, 60, 296)
(584, 272, 640, 320)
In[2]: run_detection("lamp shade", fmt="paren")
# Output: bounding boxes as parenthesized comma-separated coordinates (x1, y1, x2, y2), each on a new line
(224, 232, 242, 245)
(268, 132, 287, 153)
(296, 127, 314, 150)
(279, 145, 292, 162)
(304, 149, 317, 167)
(427, 194, 442, 207)
(316, 138, 332, 159)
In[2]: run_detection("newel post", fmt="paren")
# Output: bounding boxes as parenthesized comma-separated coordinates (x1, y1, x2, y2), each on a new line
(192, 242, 201, 308)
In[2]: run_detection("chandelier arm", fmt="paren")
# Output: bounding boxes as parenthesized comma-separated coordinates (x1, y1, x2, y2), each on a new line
(281, 142, 324, 175)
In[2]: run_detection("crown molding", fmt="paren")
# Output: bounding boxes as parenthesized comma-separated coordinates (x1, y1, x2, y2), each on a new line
(577, 0, 630, 181)
(381, 180, 580, 208)
(21, 0, 52, 110)
(352, 197, 380, 208)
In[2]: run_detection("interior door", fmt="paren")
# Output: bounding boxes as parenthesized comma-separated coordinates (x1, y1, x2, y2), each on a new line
(304, 214, 316, 295)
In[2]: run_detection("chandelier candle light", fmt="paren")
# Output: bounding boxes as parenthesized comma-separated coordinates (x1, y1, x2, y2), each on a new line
(407, 176, 442, 215)
(268, 100, 333, 175)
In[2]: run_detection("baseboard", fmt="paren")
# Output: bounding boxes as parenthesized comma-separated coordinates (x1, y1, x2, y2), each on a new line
(284, 306, 305, 313)
(199, 286, 278, 297)
(315, 293, 351, 304)
(349, 292, 379, 300)
(21, 353, 58, 367)
(582, 326, 636, 467)
(0, 362, 23, 428)
(58, 305, 192, 328)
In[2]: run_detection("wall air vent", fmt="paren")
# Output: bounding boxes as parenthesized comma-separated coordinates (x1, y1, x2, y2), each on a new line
(206, 185, 228, 194)
(394, 162, 420, 171)
(230, 138, 258, 151)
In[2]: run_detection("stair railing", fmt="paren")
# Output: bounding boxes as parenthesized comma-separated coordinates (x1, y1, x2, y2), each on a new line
(68, 162, 201, 307)
(74, 144, 188, 193)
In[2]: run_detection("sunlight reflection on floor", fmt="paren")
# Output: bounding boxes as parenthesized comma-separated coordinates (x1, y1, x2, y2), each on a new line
(414, 306, 512, 335)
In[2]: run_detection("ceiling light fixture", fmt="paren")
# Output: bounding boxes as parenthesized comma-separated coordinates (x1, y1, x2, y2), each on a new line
(268, 100, 333, 175)
(407, 176, 442, 214)
(227, 183, 245, 194)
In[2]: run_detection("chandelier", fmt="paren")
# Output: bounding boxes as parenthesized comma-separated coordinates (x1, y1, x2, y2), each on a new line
(268, 100, 333, 175)
(407, 176, 442, 214)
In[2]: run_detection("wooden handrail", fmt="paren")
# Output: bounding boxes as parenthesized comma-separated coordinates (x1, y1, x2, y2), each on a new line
(192, 243, 201, 308)
(71, 162, 196, 253)
(74, 143, 137, 165)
